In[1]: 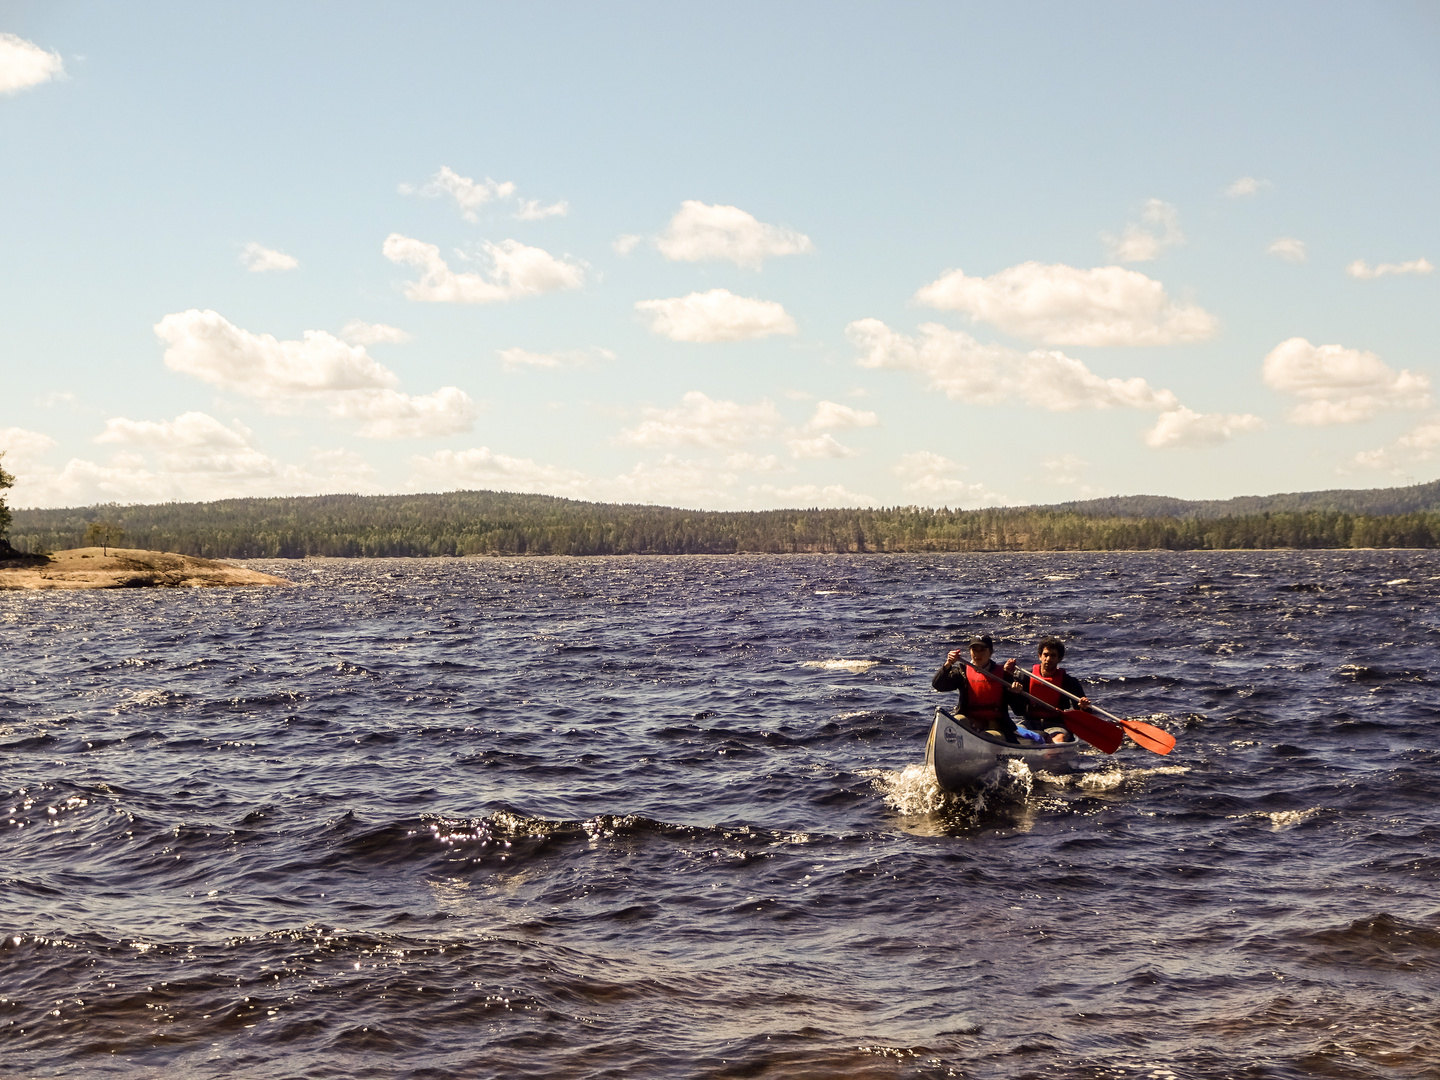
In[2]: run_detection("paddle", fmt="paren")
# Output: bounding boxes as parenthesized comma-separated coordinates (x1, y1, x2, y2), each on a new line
(1022, 668, 1177, 756)
(961, 660, 1123, 754)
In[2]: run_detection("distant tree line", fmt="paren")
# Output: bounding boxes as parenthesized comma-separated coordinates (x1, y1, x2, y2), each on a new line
(8, 490, 1440, 557)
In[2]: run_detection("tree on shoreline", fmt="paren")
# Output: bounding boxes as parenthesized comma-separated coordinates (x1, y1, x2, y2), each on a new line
(0, 453, 13, 548)
(84, 519, 125, 555)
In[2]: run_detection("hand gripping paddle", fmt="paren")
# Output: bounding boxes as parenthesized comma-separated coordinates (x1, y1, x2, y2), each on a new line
(1022, 669, 1177, 756)
(961, 660, 1124, 754)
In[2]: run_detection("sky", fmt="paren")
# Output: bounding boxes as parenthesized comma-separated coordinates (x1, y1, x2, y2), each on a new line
(2, 2, 1438, 512)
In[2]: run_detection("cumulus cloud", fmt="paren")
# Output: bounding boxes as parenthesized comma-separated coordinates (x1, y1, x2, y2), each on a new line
(516, 198, 569, 221)
(328, 387, 478, 439)
(617, 391, 784, 449)
(340, 320, 411, 345)
(0, 33, 63, 95)
(913, 261, 1217, 346)
(609, 455, 743, 505)
(239, 242, 298, 273)
(891, 451, 1006, 505)
(847, 319, 1180, 412)
(635, 289, 796, 342)
(786, 433, 856, 459)
(655, 201, 813, 269)
(402, 166, 516, 222)
(497, 346, 614, 370)
(612, 234, 643, 256)
(153, 309, 473, 438)
(408, 446, 592, 497)
(0, 426, 59, 462)
(1262, 337, 1430, 425)
(10, 419, 381, 507)
(1346, 257, 1434, 280)
(1353, 416, 1440, 473)
(804, 400, 879, 431)
(155, 309, 398, 405)
(1142, 407, 1265, 449)
(383, 233, 584, 303)
(94, 412, 280, 476)
(1268, 237, 1307, 263)
(1224, 176, 1272, 198)
(1103, 199, 1185, 263)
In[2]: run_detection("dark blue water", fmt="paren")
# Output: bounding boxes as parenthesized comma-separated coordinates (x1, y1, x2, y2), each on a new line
(3, 551, 1438, 1078)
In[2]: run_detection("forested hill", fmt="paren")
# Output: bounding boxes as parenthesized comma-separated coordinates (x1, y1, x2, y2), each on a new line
(1046, 478, 1440, 519)
(7, 482, 1440, 556)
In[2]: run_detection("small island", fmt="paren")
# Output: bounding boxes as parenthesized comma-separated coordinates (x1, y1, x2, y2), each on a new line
(0, 547, 294, 591)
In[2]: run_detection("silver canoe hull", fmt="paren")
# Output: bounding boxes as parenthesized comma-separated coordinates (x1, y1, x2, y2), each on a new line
(924, 706, 1079, 791)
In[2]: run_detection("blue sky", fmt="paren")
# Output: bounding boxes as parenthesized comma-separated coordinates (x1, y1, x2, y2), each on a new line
(2, 2, 1438, 511)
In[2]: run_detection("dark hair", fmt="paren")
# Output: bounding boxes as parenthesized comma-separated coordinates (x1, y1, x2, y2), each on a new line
(1038, 636, 1065, 660)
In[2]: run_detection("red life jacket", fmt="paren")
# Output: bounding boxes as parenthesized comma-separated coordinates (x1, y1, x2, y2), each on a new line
(964, 663, 1006, 722)
(1029, 665, 1067, 712)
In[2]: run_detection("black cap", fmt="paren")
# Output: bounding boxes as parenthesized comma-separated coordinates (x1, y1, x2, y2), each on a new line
(968, 634, 993, 649)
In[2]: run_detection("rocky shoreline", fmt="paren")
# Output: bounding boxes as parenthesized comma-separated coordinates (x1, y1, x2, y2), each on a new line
(0, 547, 294, 590)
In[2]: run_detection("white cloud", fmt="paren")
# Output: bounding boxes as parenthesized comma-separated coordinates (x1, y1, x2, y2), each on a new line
(1103, 199, 1184, 263)
(804, 400, 879, 431)
(1142, 407, 1265, 449)
(891, 451, 1006, 505)
(94, 412, 278, 475)
(0, 33, 64, 95)
(1262, 337, 1430, 425)
(847, 319, 1180, 411)
(153, 310, 470, 438)
(635, 288, 796, 342)
(1353, 415, 1440, 473)
(913, 262, 1217, 346)
(516, 198, 569, 221)
(497, 346, 614, 370)
(655, 201, 813, 269)
(1268, 237, 1307, 263)
(747, 482, 876, 508)
(1224, 176, 1272, 198)
(383, 233, 584, 303)
(786, 433, 856, 459)
(1346, 257, 1434, 280)
(328, 387, 478, 439)
(9, 423, 380, 507)
(0, 426, 59, 462)
(403, 166, 516, 222)
(239, 242, 299, 273)
(155, 309, 398, 406)
(340, 320, 412, 345)
(617, 391, 784, 449)
(408, 446, 592, 497)
(612, 234, 643, 256)
(608, 455, 741, 504)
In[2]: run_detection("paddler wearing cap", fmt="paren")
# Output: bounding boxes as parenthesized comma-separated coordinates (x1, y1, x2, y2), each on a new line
(931, 634, 1022, 739)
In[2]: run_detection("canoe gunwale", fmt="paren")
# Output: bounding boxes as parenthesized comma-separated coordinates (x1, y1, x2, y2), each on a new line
(925, 705, 1080, 791)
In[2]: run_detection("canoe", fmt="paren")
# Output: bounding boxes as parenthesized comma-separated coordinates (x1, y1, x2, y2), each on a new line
(924, 706, 1080, 791)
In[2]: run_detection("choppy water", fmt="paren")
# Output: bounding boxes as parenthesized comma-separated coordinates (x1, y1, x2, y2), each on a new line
(2, 551, 1438, 1079)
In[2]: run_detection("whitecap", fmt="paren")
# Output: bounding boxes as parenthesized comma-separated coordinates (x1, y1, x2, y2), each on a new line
(803, 659, 878, 674)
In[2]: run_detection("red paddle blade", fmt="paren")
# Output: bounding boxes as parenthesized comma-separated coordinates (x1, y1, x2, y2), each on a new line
(1116, 718, 1176, 755)
(1062, 709, 1124, 754)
